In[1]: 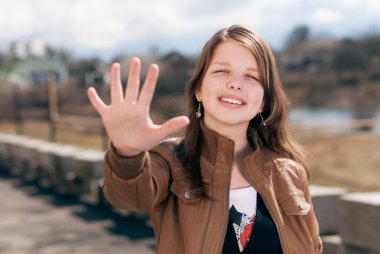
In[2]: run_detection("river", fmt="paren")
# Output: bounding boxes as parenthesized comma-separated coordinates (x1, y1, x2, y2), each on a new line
(289, 108, 380, 134)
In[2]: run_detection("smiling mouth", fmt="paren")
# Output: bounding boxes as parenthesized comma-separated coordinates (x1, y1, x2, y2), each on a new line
(220, 97, 245, 105)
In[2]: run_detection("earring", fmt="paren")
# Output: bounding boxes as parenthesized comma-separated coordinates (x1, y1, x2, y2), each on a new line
(259, 112, 266, 126)
(195, 102, 202, 118)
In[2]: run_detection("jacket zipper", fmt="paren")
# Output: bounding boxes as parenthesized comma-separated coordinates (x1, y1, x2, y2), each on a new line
(240, 163, 288, 254)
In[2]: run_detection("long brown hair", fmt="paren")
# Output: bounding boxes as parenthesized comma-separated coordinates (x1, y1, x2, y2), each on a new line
(176, 24, 308, 195)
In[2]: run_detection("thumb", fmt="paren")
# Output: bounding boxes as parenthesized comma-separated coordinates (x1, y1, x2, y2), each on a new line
(87, 87, 107, 115)
(158, 116, 190, 139)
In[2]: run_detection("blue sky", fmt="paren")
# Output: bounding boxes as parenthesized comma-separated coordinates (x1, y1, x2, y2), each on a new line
(1, 0, 380, 60)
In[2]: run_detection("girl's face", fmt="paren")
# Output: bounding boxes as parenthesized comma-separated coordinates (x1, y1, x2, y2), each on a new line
(195, 40, 264, 132)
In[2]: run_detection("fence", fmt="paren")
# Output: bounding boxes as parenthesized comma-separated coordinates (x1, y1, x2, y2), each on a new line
(0, 76, 108, 150)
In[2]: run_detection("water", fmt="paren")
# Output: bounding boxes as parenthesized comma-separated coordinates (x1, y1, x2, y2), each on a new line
(289, 108, 380, 134)
(372, 109, 380, 134)
(290, 108, 353, 125)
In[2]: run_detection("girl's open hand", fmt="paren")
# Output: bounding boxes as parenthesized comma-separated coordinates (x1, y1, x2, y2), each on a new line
(87, 58, 189, 156)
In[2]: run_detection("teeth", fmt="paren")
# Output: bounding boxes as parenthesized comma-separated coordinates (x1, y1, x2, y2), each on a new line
(221, 97, 243, 105)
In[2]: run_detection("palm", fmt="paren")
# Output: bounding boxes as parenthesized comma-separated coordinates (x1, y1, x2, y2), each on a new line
(87, 58, 189, 156)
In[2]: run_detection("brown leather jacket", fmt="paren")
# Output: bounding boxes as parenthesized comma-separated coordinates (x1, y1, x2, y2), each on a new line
(103, 125, 323, 254)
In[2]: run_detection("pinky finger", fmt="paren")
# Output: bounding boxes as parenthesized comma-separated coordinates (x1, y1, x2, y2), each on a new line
(87, 87, 108, 115)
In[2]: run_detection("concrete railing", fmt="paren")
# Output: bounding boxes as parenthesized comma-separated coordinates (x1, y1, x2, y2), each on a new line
(0, 134, 105, 205)
(339, 192, 380, 254)
(0, 134, 379, 253)
(311, 186, 380, 254)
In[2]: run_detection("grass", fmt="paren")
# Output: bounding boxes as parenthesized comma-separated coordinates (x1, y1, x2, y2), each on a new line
(1, 120, 379, 192)
(295, 130, 380, 192)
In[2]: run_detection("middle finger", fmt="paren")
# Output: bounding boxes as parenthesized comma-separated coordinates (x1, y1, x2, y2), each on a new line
(110, 63, 123, 104)
(124, 57, 141, 103)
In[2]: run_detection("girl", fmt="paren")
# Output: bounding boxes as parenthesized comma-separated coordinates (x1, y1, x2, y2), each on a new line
(88, 24, 323, 254)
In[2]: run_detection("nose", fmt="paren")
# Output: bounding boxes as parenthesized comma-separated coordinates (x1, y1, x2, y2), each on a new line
(227, 79, 243, 90)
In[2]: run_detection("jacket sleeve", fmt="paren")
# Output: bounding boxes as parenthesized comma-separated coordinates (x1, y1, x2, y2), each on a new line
(297, 166, 323, 254)
(102, 143, 172, 212)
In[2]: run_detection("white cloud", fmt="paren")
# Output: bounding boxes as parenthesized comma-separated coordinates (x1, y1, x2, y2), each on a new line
(365, 0, 380, 15)
(0, 1, 34, 40)
(0, 0, 379, 59)
(312, 8, 342, 24)
(338, 0, 362, 9)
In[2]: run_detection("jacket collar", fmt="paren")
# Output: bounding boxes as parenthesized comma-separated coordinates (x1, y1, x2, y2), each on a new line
(199, 122, 273, 180)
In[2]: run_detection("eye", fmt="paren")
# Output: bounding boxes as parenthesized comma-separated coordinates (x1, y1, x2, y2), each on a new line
(213, 69, 229, 74)
(246, 74, 259, 82)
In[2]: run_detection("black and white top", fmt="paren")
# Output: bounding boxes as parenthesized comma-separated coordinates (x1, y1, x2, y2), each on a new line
(229, 187, 257, 251)
(222, 187, 283, 254)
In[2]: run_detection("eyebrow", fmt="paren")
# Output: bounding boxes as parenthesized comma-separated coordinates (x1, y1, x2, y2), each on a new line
(211, 62, 259, 72)
(212, 61, 230, 66)
(247, 67, 259, 73)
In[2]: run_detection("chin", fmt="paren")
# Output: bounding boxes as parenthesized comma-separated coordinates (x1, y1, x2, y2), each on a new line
(208, 117, 251, 128)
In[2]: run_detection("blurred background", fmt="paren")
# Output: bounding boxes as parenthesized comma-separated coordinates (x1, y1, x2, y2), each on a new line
(0, 0, 380, 253)
(2, 0, 379, 190)
(0, 0, 380, 254)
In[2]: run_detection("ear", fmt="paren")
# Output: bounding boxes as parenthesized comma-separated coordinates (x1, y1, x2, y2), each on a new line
(195, 89, 202, 102)
(260, 99, 265, 111)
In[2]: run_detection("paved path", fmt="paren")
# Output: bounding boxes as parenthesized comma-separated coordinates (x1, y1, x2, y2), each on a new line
(0, 172, 155, 254)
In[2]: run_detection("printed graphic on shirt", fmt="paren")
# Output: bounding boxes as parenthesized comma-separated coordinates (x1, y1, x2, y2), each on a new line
(229, 205, 256, 252)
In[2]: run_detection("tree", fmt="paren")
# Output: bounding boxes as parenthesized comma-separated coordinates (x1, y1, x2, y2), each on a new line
(286, 25, 310, 48)
(333, 39, 369, 73)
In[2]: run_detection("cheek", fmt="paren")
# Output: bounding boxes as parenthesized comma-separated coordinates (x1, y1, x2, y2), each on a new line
(251, 87, 265, 104)
(199, 84, 217, 100)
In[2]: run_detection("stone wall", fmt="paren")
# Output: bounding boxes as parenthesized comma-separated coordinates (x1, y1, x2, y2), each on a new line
(1, 134, 379, 253)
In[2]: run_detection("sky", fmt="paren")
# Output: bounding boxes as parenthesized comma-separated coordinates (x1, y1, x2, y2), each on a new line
(1, 0, 380, 61)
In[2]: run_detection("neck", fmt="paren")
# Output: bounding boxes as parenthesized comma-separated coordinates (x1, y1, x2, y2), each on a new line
(203, 120, 251, 156)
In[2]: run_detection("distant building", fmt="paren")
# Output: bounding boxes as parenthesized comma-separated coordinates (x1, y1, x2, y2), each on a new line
(278, 39, 341, 73)
(3, 59, 68, 88)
